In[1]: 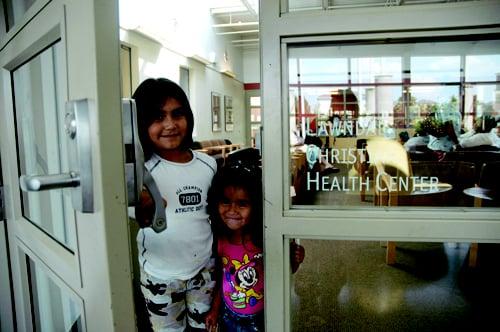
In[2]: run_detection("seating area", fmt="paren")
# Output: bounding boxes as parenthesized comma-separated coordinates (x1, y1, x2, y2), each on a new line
(192, 139, 242, 166)
(353, 139, 499, 266)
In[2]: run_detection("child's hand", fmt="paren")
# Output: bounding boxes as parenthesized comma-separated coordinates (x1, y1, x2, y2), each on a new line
(290, 240, 305, 274)
(135, 188, 166, 228)
(205, 306, 219, 332)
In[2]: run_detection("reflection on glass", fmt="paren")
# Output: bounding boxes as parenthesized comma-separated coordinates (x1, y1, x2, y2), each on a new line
(293, 58, 348, 84)
(351, 57, 401, 84)
(290, 239, 500, 331)
(411, 56, 460, 83)
(288, 39, 500, 208)
(463, 84, 498, 131)
(288, 0, 322, 12)
(3, 0, 36, 30)
(286, 0, 478, 13)
(28, 256, 83, 331)
(466, 54, 500, 82)
(13, 42, 76, 249)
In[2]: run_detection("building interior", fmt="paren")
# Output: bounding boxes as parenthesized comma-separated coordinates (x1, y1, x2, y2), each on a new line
(118, 1, 500, 331)
(0, 0, 499, 331)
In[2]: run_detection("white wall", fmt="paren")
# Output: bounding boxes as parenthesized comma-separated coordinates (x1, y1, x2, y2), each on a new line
(120, 30, 246, 145)
(119, 0, 244, 81)
(243, 47, 261, 83)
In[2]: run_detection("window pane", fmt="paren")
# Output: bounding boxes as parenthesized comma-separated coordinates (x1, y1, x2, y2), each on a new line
(288, 0, 323, 12)
(411, 56, 461, 83)
(463, 84, 499, 132)
(179, 66, 190, 97)
(351, 57, 402, 84)
(3, 0, 36, 30)
(13, 42, 76, 249)
(28, 257, 83, 331)
(288, 39, 500, 209)
(120, 45, 132, 98)
(286, 0, 478, 13)
(291, 239, 500, 331)
(299, 58, 348, 84)
(250, 96, 261, 107)
(466, 55, 500, 82)
(251, 107, 261, 122)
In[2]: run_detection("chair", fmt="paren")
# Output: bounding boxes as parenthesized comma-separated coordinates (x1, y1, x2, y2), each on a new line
(366, 139, 454, 264)
(367, 138, 414, 265)
(367, 138, 414, 208)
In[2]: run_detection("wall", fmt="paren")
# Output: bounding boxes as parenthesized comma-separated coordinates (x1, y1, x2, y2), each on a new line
(243, 47, 261, 83)
(120, 29, 246, 145)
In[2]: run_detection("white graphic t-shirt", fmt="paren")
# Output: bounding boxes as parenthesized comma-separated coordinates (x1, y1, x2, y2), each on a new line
(137, 151, 216, 280)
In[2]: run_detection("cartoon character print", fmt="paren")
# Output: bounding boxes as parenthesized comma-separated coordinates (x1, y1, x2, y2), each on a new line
(223, 253, 263, 309)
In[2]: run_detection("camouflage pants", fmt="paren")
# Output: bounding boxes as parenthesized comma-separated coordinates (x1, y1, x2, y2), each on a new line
(140, 259, 216, 332)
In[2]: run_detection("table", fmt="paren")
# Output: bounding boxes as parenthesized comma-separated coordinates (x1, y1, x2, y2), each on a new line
(463, 187, 497, 202)
(462, 186, 498, 268)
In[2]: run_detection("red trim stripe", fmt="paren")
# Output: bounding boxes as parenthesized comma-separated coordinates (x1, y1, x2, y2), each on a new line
(244, 83, 260, 90)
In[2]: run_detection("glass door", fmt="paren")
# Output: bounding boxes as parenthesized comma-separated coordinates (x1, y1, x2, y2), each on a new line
(261, 1, 500, 331)
(0, 0, 134, 330)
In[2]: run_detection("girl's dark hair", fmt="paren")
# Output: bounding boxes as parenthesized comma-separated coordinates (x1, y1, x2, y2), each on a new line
(208, 161, 263, 249)
(132, 78, 194, 160)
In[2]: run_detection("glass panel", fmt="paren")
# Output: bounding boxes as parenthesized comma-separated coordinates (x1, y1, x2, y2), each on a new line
(290, 239, 500, 331)
(120, 45, 132, 98)
(251, 106, 261, 123)
(463, 84, 498, 132)
(0, 2, 7, 38)
(288, 0, 323, 12)
(179, 66, 190, 97)
(3, 0, 36, 30)
(251, 123, 261, 148)
(298, 58, 348, 84)
(411, 56, 461, 83)
(286, 0, 478, 13)
(250, 96, 261, 107)
(466, 55, 500, 82)
(351, 57, 402, 84)
(288, 39, 500, 208)
(13, 42, 76, 249)
(27, 256, 83, 331)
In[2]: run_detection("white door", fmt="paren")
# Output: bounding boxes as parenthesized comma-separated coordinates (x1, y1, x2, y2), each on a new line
(0, 0, 134, 330)
(261, 1, 500, 331)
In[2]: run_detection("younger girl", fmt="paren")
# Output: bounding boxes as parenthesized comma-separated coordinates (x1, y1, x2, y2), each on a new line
(205, 159, 305, 331)
(133, 78, 217, 331)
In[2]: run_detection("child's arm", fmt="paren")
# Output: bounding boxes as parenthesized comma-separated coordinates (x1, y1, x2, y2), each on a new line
(205, 287, 222, 332)
(290, 240, 305, 274)
(206, 236, 223, 331)
(135, 188, 166, 228)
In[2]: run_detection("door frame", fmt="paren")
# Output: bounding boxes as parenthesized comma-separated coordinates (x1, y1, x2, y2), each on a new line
(261, 1, 500, 330)
(0, 0, 135, 330)
(0, 153, 15, 332)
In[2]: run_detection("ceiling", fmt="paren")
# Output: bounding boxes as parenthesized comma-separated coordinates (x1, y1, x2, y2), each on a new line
(210, 0, 259, 48)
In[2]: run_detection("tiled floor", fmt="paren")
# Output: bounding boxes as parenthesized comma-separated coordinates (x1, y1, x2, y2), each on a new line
(291, 240, 500, 331)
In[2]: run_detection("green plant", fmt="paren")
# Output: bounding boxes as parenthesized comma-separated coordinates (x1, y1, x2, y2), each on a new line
(414, 117, 446, 137)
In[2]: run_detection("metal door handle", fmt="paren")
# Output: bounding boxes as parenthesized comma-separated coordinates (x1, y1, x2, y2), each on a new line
(20, 172, 80, 191)
(18, 99, 94, 213)
(122, 98, 167, 233)
(143, 169, 167, 233)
